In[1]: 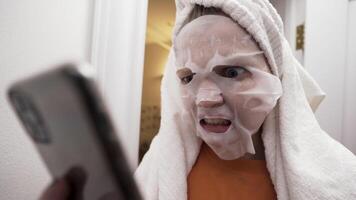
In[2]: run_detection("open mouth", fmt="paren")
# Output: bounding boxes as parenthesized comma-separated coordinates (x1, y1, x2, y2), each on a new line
(200, 118, 232, 133)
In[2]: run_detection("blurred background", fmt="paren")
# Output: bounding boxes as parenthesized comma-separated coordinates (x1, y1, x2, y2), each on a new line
(139, 0, 174, 160)
(0, 0, 355, 199)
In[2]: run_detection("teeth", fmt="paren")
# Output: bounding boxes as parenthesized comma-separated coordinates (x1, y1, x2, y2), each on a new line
(204, 118, 230, 125)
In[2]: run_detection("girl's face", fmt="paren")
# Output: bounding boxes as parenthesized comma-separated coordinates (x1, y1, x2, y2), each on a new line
(174, 15, 282, 160)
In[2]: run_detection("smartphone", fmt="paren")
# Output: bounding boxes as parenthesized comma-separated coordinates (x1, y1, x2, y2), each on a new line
(7, 63, 142, 200)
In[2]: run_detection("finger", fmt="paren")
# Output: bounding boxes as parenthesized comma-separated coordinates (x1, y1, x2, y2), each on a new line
(64, 166, 88, 200)
(39, 178, 70, 200)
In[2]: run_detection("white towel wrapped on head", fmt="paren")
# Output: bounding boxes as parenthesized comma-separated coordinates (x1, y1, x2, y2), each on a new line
(135, 0, 356, 199)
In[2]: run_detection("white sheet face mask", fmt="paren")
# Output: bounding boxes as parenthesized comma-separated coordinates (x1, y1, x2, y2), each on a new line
(174, 15, 283, 160)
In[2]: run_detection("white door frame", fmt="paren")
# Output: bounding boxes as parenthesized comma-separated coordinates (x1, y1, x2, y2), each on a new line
(90, 0, 148, 169)
(341, 0, 356, 153)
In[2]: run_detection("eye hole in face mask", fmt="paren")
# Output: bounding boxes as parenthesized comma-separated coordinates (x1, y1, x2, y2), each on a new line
(213, 66, 250, 80)
(176, 68, 197, 85)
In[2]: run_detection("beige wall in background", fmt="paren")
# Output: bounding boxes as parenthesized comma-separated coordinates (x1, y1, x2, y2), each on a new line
(139, 0, 175, 160)
(141, 44, 168, 106)
(139, 44, 168, 160)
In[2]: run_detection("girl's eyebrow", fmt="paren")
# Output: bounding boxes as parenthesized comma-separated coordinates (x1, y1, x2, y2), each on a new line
(176, 68, 193, 77)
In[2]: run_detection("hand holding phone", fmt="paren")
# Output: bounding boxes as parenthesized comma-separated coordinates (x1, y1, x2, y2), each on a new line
(8, 63, 142, 200)
(40, 167, 86, 200)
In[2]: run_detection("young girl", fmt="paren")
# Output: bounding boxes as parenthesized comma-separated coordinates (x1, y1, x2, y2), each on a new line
(136, 1, 356, 200)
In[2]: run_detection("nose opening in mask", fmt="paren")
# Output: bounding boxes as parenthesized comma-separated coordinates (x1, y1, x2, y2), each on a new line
(196, 88, 224, 108)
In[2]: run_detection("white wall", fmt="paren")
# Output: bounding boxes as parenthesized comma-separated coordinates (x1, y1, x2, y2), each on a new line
(0, 0, 148, 198)
(0, 0, 94, 199)
(304, 0, 349, 141)
(342, 1, 356, 153)
(271, 0, 355, 148)
(91, 0, 148, 169)
(270, 0, 306, 63)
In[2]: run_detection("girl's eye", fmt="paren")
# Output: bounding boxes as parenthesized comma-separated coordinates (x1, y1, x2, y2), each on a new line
(215, 66, 247, 78)
(176, 68, 196, 85)
(180, 73, 196, 85)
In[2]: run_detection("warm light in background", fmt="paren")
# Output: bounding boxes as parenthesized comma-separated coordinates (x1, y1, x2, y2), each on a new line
(139, 0, 176, 161)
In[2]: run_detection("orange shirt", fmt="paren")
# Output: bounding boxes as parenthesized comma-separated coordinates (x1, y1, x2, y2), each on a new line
(188, 143, 277, 200)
